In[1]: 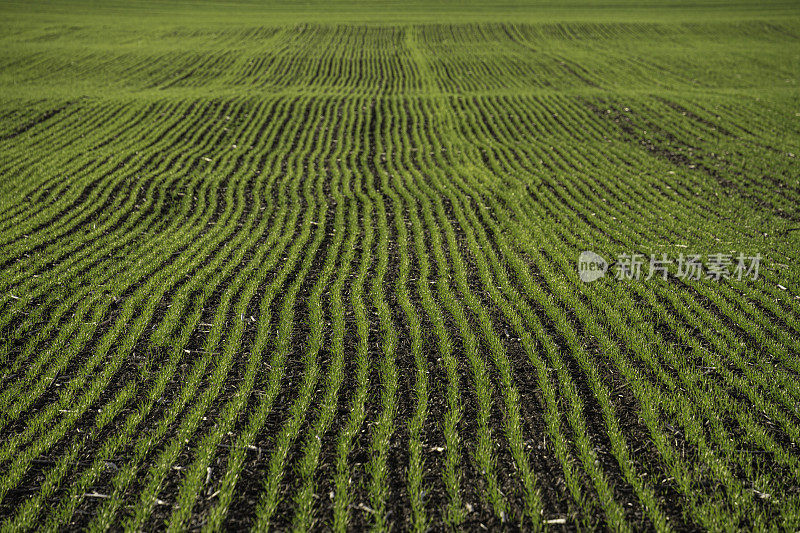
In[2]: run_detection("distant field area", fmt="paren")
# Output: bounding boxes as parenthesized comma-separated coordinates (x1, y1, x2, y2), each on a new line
(0, 1, 799, 531)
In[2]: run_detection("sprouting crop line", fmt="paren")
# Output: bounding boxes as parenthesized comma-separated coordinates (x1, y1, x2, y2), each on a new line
(95, 97, 327, 531)
(450, 89, 800, 524)
(444, 91, 780, 524)
(44, 99, 299, 531)
(0, 101, 230, 408)
(3, 97, 288, 476)
(0, 101, 231, 448)
(0, 99, 250, 437)
(2, 15, 800, 533)
(137, 102, 338, 532)
(200, 99, 360, 533)
(392, 97, 466, 529)
(358, 99, 401, 533)
(0, 103, 224, 278)
(403, 98, 549, 528)
(0, 95, 288, 520)
(0, 100, 188, 257)
(328, 96, 375, 533)
(0, 102, 212, 322)
(381, 96, 429, 533)
(398, 96, 509, 524)
(246, 97, 345, 532)
(454, 92, 784, 524)
(0, 102, 131, 228)
(75, 96, 307, 531)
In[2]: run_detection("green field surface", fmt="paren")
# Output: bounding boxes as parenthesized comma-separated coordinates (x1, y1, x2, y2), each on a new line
(1, 0, 799, 530)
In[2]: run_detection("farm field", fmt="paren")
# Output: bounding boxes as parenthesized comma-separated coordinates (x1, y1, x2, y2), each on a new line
(1, 0, 799, 530)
